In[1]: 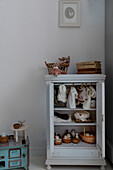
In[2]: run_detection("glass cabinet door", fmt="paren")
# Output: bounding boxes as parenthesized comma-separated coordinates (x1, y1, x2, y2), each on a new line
(96, 82, 105, 158)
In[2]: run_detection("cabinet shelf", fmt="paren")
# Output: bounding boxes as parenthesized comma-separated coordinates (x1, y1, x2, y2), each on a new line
(54, 122, 96, 126)
(54, 141, 96, 149)
(54, 108, 96, 111)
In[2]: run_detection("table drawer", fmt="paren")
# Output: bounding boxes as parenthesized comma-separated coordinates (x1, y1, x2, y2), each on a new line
(9, 148, 21, 159)
(9, 159, 21, 168)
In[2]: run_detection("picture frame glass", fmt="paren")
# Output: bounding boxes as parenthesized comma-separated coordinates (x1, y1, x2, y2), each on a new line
(63, 4, 78, 24)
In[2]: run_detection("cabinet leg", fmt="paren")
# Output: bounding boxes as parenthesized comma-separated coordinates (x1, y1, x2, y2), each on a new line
(24, 166, 29, 170)
(47, 165, 51, 170)
(100, 165, 105, 170)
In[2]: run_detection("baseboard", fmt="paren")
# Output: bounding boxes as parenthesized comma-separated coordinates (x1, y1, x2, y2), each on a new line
(106, 140, 113, 163)
(30, 147, 46, 156)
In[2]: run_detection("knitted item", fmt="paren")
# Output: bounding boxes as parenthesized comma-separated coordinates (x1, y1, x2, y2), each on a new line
(77, 86, 88, 104)
(83, 86, 96, 109)
(89, 86, 96, 98)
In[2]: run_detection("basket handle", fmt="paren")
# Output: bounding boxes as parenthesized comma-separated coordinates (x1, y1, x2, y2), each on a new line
(84, 125, 86, 137)
(45, 61, 48, 66)
(90, 126, 95, 136)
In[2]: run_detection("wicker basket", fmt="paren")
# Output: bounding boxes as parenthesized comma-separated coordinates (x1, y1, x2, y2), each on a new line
(79, 126, 96, 144)
(74, 110, 91, 123)
(45, 56, 70, 74)
(63, 138, 71, 143)
(0, 136, 9, 143)
(76, 61, 101, 74)
(72, 138, 80, 144)
(75, 119, 92, 123)
(54, 140, 63, 145)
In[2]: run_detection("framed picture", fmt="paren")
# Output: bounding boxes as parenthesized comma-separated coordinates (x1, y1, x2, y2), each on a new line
(59, 0, 80, 27)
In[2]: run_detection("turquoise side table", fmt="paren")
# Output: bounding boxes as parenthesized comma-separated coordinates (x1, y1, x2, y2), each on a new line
(0, 136, 29, 170)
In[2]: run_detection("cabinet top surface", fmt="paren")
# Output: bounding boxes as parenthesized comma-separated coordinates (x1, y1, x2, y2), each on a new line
(0, 137, 29, 149)
(45, 74, 106, 82)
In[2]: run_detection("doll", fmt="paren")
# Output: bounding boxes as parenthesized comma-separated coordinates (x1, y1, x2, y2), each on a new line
(51, 64, 61, 77)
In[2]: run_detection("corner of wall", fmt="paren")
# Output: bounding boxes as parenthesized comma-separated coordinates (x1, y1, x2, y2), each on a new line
(106, 140, 113, 163)
(30, 147, 46, 157)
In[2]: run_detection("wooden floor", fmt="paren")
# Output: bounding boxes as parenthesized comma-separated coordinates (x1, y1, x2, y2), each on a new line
(13, 157, 113, 170)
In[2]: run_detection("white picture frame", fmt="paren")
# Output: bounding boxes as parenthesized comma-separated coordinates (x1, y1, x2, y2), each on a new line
(59, 0, 80, 27)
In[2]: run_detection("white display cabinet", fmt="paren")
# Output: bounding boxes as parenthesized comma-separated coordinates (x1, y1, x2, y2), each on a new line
(45, 74, 106, 170)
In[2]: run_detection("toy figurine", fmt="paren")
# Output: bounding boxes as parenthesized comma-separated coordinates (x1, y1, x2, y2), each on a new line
(51, 64, 61, 77)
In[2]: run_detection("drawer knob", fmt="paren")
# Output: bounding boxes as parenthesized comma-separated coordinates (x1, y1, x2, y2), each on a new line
(23, 153, 26, 158)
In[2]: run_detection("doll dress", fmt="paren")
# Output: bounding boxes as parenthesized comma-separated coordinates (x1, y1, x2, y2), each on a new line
(67, 87, 78, 109)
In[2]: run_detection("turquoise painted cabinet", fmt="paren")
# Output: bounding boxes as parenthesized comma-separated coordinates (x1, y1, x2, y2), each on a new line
(0, 136, 29, 170)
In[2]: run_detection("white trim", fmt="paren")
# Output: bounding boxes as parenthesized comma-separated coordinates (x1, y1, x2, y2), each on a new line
(102, 82, 105, 158)
(30, 147, 45, 156)
(45, 74, 106, 82)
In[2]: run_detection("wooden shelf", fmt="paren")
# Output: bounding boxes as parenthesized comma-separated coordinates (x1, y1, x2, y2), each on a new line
(54, 108, 96, 111)
(54, 122, 96, 126)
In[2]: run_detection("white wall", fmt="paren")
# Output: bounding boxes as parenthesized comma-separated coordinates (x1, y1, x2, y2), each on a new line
(0, 0, 105, 155)
(105, 0, 113, 163)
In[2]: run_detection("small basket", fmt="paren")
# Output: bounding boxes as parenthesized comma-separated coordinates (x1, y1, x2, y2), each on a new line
(72, 138, 80, 144)
(45, 56, 70, 74)
(63, 138, 71, 143)
(13, 123, 22, 129)
(79, 126, 96, 144)
(75, 119, 92, 123)
(54, 140, 63, 145)
(0, 136, 9, 143)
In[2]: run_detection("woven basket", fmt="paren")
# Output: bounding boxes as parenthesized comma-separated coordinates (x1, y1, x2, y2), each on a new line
(79, 126, 96, 144)
(63, 138, 71, 143)
(75, 119, 92, 123)
(0, 136, 9, 143)
(45, 56, 70, 74)
(72, 138, 80, 144)
(54, 140, 63, 145)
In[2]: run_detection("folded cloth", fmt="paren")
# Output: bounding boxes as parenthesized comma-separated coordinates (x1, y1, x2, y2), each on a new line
(54, 114, 72, 123)
(54, 112, 69, 120)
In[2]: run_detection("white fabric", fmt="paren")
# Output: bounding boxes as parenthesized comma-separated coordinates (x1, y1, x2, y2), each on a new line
(57, 85, 67, 103)
(83, 87, 91, 109)
(83, 86, 96, 109)
(89, 86, 96, 98)
(74, 111, 90, 121)
(67, 87, 78, 109)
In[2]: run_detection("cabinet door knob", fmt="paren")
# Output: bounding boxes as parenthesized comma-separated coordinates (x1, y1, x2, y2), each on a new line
(23, 153, 26, 157)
